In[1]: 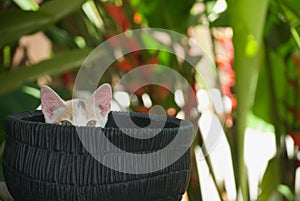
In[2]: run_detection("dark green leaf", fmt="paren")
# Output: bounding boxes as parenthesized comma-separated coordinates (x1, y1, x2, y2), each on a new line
(264, 20, 291, 50)
(45, 26, 78, 48)
(39, 0, 87, 21)
(0, 0, 87, 47)
(138, 0, 195, 34)
(0, 48, 92, 94)
(0, 86, 40, 145)
(253, 48, 288, 135)
(210, 10, 230, 27)
(0, 10, 52, 47)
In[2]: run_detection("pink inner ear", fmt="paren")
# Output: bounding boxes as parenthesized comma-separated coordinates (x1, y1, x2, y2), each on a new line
(41, 86, 65, 120)
(91, 84, 112, 116)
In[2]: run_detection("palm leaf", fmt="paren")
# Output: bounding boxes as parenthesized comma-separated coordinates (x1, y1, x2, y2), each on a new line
(0, 0, 87, 47)
(0, 48, 92, 94)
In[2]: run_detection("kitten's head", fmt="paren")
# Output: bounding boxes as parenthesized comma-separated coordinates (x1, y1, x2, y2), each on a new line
(41, 84, 112, 127)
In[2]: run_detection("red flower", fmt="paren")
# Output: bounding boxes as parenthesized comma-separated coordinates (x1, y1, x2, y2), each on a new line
(104, 3, 130, 31)
(115, 57, 135, 72)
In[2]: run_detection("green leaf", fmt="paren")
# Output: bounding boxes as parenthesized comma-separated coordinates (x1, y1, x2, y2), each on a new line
(245, 35, 259, 57)
(39, 0, 87, 22)
(258, 156, 281, 201)
(252, 53, 272, 124)
(0, 48, 92, 95)
(279, 0, 300, 22)
(0, 10, 52, 47)
(13, 0, 39, 11)
(253, 49, 287, 134)
(0, 0, 87, 47)
(138, 0, 195, 34)
(264, 18, 291, 50)
(227, 0, 269, 200)
(0, 85, 40, 138)
(82, 0, 103, 29)
(45, 26, 78, 48)
(210, 10, 230, 27)
(277, 185, 294, 201)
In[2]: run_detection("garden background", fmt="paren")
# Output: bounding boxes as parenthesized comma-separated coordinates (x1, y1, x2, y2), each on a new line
(1, 0, 300, 200)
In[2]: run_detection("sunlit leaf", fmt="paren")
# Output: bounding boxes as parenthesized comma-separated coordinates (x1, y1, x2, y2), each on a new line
(74, 36, 87, 48)
(13, 0, 39, 11)
(82, 0, 104, 29)
(258, 156, 282, 201)
(245, 35, 259, 57)
(3, 46, 11, 67)
(277, 184, 294, 201)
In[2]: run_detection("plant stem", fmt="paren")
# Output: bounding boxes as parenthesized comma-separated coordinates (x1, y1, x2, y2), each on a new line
(198, 130, 225, 200)
(277, 0, 300, 21)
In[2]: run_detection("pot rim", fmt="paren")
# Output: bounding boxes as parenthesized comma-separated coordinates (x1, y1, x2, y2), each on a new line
(6, 110, 192, 132)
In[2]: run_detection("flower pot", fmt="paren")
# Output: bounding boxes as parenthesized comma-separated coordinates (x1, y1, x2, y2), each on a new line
(3, 110, 192, 201)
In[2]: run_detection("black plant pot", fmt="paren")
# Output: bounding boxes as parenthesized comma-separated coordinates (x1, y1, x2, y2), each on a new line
(3, 110, 192, 201)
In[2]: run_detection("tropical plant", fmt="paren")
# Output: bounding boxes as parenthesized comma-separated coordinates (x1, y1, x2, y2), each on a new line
(1, 0, 300, 201)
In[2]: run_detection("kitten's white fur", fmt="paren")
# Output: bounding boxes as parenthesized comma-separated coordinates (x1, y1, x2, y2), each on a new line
(41, 84, 112, 127)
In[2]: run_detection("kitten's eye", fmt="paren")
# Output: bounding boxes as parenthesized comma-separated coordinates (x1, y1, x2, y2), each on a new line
(60, 120, 72, 126)
(86, 120, 97, 127)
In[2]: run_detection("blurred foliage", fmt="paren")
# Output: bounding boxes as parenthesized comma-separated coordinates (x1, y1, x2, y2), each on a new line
(226, 0, 269, 199)
(1, 0, 300, 201)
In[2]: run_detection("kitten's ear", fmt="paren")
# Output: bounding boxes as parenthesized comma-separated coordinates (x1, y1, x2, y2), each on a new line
(90, 83, 112, 116)
(41, 86, 65, 122)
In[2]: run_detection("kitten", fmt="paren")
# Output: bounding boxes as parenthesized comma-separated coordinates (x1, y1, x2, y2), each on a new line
(41, 83, 112, 127)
